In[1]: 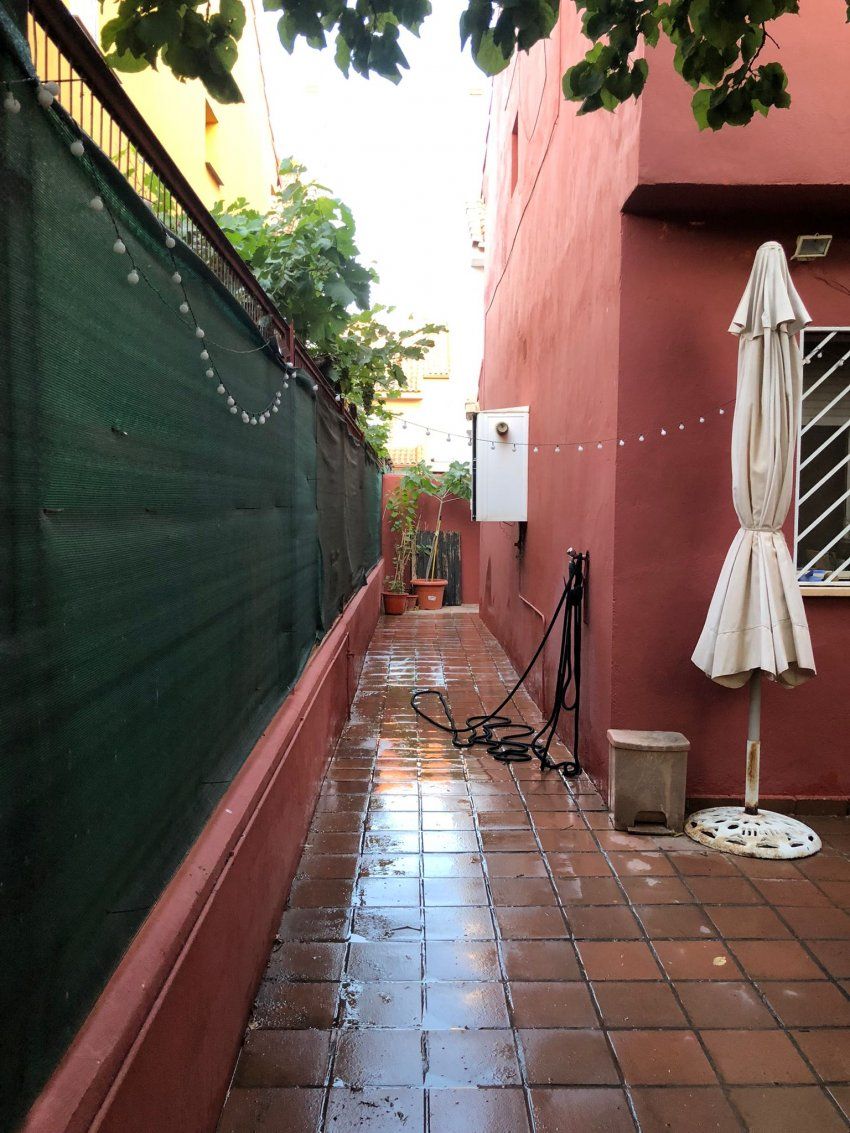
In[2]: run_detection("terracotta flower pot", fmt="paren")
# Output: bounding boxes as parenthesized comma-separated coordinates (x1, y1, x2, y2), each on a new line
(382, 591, 408, 616)
(405, 593, 418, 611)
(411, 578, 447, 611)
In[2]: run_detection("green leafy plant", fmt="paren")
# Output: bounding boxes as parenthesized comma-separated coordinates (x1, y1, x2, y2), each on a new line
(101, 1, 828, 131)
(385, 523, 418, 593)
(387, 461, 472, 583)
(213, 161, 443, 454)
(212, 159, 374, 351)
(385, 461, 434, 590)
(319, 307, 443, 454)
(101, 0, 247, 103)
(422, 460, 472, 580)
(561, 0, 797, 130)
(386, 461, 434, 533)
(385, 544, 406, 593)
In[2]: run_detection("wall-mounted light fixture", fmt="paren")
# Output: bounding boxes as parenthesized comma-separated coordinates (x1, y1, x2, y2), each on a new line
(792, 234, 833, 261)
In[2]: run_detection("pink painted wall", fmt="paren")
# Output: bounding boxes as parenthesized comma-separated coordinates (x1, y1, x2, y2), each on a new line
(381, 473, 480, 605)
(479, 8, 642, 783)
(480, 5, 850, 800)
(637, 7, 850, 197)
(24, 566, 382, 1133)
(615, 220, 850, 800)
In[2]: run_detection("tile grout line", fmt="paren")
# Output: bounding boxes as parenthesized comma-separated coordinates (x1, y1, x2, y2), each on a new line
(421, 742, 433, 1133)
(511, 762, 642, 1132)
(469, 651, 541, 1133)
(319, 655, 379, 1132)
(659, 834, 849, 1116)
(223, 613, 850, 1133)
(585, 817, 758, 1129)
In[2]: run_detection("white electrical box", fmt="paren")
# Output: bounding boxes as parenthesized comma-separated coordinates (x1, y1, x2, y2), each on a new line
(472, 407, 529, 522)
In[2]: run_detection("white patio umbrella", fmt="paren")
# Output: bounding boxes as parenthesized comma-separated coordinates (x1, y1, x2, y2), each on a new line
(687, 241, 820, 859)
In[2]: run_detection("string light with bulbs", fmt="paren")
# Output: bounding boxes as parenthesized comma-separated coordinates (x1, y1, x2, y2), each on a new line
(3, 74, 58, 114)
(8, 71, 740, 445)
(3, 71, 310, 426)
(390, 398, 736, 455)
(87, 150, 289, 424)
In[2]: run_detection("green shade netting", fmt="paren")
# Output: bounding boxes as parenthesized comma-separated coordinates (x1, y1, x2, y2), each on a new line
(0, 9, 380, 1126)
(317, 395, 382, 628)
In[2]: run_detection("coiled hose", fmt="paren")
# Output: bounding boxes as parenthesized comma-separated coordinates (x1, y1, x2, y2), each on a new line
(411, 550, 586, 776)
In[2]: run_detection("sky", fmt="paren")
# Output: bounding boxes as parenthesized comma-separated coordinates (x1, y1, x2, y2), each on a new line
(257, 1, 490, 392)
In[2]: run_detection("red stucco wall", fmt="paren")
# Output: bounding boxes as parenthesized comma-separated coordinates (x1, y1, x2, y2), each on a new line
(24, 566, 383, 1133)
(637, 6, 850, 198)
(480, 6, 850, 801)
(381, 473, 480, 605)
(615, 218, 850, 800)
(479, 9, 642, 785)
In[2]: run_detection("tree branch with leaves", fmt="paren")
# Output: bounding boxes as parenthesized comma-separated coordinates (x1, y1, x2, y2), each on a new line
(422, 459, 472, 580)
(387, 460, 472, 583)
(212, 159, 443, 455)
(101, 1, 839, 130)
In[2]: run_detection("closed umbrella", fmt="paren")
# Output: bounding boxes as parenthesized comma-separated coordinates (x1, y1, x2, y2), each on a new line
(687, 241, 820, 859)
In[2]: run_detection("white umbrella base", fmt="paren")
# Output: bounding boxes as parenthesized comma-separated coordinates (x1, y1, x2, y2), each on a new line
(685, 806, 822, 859)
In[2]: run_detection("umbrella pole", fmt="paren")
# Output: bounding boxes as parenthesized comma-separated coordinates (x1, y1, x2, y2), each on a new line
(744, 671, 761, 814)
(686, 665, 820, 858)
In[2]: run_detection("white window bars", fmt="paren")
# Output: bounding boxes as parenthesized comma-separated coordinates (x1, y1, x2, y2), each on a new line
(795, 328, 850, 589)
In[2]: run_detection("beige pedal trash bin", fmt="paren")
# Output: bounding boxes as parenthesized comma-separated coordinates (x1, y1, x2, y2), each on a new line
(607, 730, 690, 834)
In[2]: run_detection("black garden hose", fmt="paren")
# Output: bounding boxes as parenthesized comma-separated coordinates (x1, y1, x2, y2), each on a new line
(411, 550, 586, 776)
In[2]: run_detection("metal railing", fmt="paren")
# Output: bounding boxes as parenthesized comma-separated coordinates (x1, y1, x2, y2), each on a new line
(25, 0, 370, 445)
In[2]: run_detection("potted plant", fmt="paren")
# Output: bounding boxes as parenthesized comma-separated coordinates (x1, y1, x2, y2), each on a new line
(382, 538, 411, 615)
(411, 461, 472, 612)
(386, 460, 472, 612)
(402, 524, 420, 609)
(382, 582, 409, 616)
(384, 470, 427, 614)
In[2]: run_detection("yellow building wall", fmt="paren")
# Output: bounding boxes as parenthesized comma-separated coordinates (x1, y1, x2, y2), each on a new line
(385, 331, 477, 472)
(64, 0, 279, 210)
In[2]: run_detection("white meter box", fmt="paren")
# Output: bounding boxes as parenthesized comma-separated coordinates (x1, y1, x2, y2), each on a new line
(472, 407, 529, 522)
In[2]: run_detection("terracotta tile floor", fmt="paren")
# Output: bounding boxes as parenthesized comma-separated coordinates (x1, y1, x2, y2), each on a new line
(219, 611, 850, 1132)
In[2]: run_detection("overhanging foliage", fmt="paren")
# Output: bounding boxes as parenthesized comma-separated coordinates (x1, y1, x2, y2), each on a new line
(100, 1, 845, 129)
(213, 160, 443, 455)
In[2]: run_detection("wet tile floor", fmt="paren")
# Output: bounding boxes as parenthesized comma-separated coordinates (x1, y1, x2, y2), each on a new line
(219, 611, 850, 1132)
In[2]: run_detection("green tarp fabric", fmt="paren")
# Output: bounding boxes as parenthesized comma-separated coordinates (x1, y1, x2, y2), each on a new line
(0, 11, 380, 1127)
(316, 396, 382, 629)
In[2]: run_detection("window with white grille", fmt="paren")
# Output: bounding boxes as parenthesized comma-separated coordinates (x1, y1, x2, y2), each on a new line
(795, 328, 850, 589)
